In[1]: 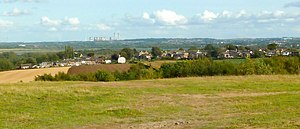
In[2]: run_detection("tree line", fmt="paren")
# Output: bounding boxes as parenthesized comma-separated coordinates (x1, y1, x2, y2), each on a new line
(35, 56, 300, 82)
(0, 46, 78, 71)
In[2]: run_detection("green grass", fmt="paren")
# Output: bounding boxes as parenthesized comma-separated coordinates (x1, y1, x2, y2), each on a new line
(0, 75, 300, 128)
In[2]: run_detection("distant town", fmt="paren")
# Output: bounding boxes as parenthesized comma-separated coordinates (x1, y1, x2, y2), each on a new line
(0, 37, 298, 71)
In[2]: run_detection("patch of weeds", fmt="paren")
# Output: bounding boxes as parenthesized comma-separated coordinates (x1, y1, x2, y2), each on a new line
(100, 108, 143, 118)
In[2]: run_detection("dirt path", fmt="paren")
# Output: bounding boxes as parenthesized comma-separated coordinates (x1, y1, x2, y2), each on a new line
(0, 67, 70, 83)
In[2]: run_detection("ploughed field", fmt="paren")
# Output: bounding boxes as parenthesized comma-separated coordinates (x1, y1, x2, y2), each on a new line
(67, 61, 176, 75)
(0, 75, 300, 128)
(0, 67, 70, 83)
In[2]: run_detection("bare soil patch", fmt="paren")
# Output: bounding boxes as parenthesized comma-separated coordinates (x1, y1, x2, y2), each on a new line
(68, 64, 132, 75)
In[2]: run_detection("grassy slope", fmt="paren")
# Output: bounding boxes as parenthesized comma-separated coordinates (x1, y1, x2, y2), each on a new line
(0, 75, 300, 128)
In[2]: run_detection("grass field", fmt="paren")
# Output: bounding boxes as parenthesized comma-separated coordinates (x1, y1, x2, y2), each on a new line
(0, 75, 300, 128)
(0, 67, 70, 83)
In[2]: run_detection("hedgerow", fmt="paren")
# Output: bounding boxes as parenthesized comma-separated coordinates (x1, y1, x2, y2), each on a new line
(35, 56, 300, 82)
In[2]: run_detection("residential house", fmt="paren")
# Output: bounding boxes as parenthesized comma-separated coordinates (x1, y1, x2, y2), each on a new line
(20, 64, 32, 69)
(138, 50, 152, 61)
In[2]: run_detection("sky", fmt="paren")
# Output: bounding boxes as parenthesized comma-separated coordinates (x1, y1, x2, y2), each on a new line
(1, 0, 300, 42)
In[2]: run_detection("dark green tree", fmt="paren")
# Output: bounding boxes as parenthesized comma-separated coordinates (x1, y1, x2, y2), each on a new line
(188, 46, 198, 51)
(111, 53, 119, 61)
(252, 50, 265, 58)
(151, 47, 162, 59)
(64, 46, 74, 59)
(0, 59, 15, 71)
(120, 48, 134, 59)
(267, 43, 278, 50)
(204, 44, 219, 58)
(226, 44, 237, 50)
(179, 48, 185, 51)
(87, 53, 95, 57)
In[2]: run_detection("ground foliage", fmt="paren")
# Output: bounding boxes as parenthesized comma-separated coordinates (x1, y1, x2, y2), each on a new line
(35, 56, 300, 82)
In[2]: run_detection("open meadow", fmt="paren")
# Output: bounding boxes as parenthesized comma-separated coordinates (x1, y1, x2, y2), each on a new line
(0, 75, 299, 128)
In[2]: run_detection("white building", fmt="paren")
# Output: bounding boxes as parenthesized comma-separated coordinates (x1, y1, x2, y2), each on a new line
(117, 57, 126, 64)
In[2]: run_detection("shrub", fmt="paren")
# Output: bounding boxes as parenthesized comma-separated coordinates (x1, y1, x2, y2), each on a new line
(35, 57, 300, 82)
(255, 59, 273, 75)
(55, 72, 71, 81)
(237, 58, 256, 75)
(35, 74, 55, 81)
(94, 70, 115, 82)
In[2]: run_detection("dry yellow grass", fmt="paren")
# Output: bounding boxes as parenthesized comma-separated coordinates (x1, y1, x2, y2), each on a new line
(0, 67, 70, 83)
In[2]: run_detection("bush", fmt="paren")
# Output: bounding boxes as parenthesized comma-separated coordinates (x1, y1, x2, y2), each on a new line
(255, 59, 273, 75)
(237, 58, 256, 75)
(55, 72, 71, 81)
(35, 74, 55, 81)
(94, 70, 115, 82)
(35, 57, 300, 82)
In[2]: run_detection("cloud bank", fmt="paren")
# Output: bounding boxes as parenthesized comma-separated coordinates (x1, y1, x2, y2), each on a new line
(3, 8, 29, 16)
(284, 1, 300, 8)
(0, 20, 14, 28)
(0, 0, 44, 3)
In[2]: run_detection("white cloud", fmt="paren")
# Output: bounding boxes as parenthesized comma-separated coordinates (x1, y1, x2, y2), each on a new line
(221, 10, 232, 18)
(142, 10, 187, 26)
(0, 19, 13, 27)
(65, 17, 80, 26)
(200, 10, 219, 22)
(274, 11, 285, 18)
(64, 26, 79, 31)
(40, 16, 62, 26)
(153, 10, 187, 25)
(48, 27, 58, 32)
(236, 10, 248, 18)
(40, 16, 82, 32)
(96, 23, 112, 31)
(143, 12, 150, 20)
(284, 1, 300, 8)
(191, 10, 300, 25)
(41, 17, 81, 26)
(3, 8, 29, 16)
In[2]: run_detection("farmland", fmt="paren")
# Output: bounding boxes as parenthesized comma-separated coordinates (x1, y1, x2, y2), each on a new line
(0, 67, 70, 83)
(68, 64, 132, 75)
(0, 75, 300, 128)
(67, 61, 177, 75)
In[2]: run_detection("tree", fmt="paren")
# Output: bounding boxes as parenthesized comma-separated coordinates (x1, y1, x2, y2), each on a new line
(238, 46, 246, 51)
(120, 48, 134, 59)
(0, 52, 17, 61)
(204, 44, 219, 58)
(226, 44, 237, 50)
(151, 47, 162, 59)
(64, 46, 74, 59)
(252, 50, 265, 58)
(204, 44, 214, 51)
(245, 47, 251, 51)
(267, 43, 278, 50)
(26, 57, 37, 65)
(111, 53, 119, 61)
(188, 46, 198, 51)
(179, 48, 185, 51)
(87, 53, 95, 57)
(0, 59, 14, 71)
(56, 51, 65, 60)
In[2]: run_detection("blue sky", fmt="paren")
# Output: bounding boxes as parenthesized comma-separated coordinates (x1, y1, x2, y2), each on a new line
(1, 0, 300, 42)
